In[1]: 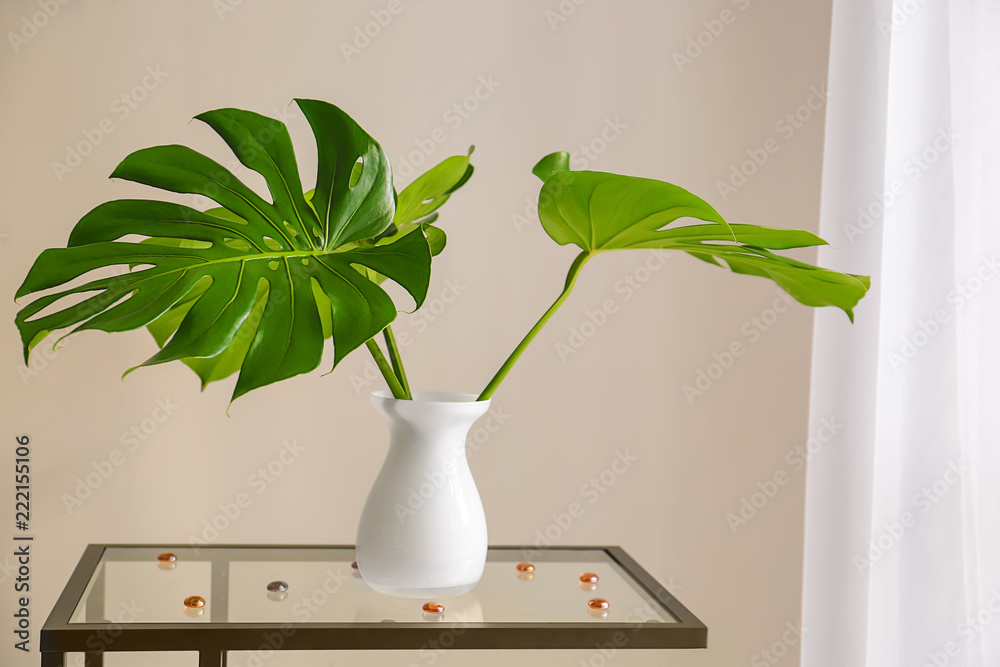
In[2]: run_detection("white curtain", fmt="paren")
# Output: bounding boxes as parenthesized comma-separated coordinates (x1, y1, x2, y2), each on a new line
(802, 1, 1000, 666)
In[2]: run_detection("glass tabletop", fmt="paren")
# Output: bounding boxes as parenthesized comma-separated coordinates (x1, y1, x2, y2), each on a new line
(69, 546, 675, 626)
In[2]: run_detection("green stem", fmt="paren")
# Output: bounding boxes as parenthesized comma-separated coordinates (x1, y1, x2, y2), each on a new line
(383, 325, 411, 399)
(478, 251, 592, 401)
(366, 338, 408, 399)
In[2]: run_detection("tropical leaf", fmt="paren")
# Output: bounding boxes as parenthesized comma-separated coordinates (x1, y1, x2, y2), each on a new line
(533, 151, 869, 320)
(144, 148, 472, 390)
(15, 100, 432, 402)
(343, 151, 472, 287)
(394, 148, 474, 229)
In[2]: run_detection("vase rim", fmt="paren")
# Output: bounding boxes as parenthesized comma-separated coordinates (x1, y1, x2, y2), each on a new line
(371, 390, 485, 404)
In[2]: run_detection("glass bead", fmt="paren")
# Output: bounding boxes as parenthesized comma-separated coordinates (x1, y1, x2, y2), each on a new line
(266, 581, 288, 593)
(587, 598, 609, 611)
(579, 572, 599, 583)
(516, 562, 535, 573)
(183, 595, 206, 609)
(422, 602, 445, 614)
(157, 552, 177, 570)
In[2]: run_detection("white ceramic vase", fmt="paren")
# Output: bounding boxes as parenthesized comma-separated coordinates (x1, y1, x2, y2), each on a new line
(356, 391, 490, 597)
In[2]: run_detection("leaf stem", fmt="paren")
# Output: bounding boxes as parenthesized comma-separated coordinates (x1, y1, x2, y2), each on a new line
(366, 338, 408, 399)
(383, 325, 411, 399)
(478, 251, 593, 401)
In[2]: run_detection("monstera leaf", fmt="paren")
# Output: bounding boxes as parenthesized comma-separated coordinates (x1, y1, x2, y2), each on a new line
(533, 151, 870, 321)
(478, 151, 871, 400)
(15, 100, 433, 402)
(345, 148, 474, 286)
(144, 146, 474, 391)
(394, 149, 475, 228)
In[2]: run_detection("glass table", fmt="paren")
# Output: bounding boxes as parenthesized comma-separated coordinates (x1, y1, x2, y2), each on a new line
(41, 545, 706, 666)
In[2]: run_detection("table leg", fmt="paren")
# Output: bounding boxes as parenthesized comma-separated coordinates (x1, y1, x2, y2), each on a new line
(40, 653, 64, 667)
(199, 651, 226, 666)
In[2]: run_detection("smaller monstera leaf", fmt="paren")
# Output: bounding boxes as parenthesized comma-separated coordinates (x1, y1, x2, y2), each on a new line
(347, 150, 473, 286)
(15, 100, 431, 402)
(533, 151, 870, 320)
(375, 149, 474, 253)
(395, 148, 475, 228)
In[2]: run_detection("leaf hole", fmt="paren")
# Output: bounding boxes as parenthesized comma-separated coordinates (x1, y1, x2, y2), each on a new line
(262, 237, 282, 251)
(204, 207, 249, 225)
(138, 237, 212, 250)
(300, 258, 310, 266)
(223, 238, 251, 252)
(282, 221, 299, 237)
(268, 260, 280, 271)
(349, 156, 364, 189)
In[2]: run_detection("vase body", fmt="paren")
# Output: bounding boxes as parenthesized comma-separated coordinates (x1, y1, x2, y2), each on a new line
(356, 391, 490, 597)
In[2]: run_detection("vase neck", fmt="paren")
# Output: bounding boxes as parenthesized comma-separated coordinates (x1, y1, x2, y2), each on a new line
(371, 391, 491, 444)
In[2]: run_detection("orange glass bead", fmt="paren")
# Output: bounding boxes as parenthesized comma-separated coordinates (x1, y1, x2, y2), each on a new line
(156, 551, 177, 571)
(587, 598, 609, 611)
(422, 602, 445, 614)
(580, 572, 599, 583)
(516, 562, 535, 573)
(183, 595, 206, 609)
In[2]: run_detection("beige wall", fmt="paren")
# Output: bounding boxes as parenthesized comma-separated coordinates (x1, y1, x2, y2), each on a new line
(0, 1, 833, 665)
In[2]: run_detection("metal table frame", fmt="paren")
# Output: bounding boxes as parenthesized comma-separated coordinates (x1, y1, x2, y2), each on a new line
(41, 544, 707, 666)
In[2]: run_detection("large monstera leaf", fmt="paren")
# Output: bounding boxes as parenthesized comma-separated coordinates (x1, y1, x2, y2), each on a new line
(143, 148, 477, 390)
(15, 100, 432, 402)
(533, 151, 870, 320)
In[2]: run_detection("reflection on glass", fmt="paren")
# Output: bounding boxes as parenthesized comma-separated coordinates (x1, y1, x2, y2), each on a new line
(156, 552, 177, 571)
